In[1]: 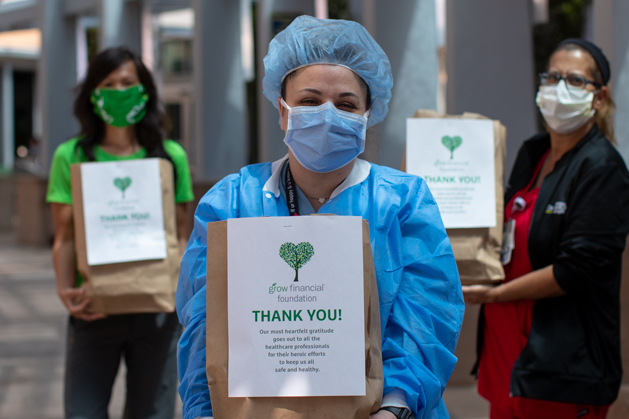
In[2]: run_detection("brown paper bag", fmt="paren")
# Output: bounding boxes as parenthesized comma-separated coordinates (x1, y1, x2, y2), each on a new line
(71, 158, 180, 314)
(206, 218, 383, 419)
(403, 110, 506, 284)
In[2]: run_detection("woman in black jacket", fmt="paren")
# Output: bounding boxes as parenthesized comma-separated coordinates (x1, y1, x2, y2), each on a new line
(463, 39, 629, 419)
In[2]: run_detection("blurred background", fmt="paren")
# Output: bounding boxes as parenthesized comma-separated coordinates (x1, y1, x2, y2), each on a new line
(0, 0, 628, 418)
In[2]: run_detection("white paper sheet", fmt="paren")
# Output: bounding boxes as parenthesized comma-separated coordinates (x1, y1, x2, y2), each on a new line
(227, 216, 365, 398)
(80, 158, 167, 265)
(406, 118, 497, 228)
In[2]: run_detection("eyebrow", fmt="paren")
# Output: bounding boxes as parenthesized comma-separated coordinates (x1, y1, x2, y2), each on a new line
(298, 88, 360, 99)
(102, 76, 137, 83)
(339, 92, 360, 99)
(300, 88, 322, 95)
(548, 70, 587, 76)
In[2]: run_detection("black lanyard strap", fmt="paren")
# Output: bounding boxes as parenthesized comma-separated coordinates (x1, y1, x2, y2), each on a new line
(285, 163, 299, 216)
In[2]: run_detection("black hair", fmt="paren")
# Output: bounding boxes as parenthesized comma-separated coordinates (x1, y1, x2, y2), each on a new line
(73, 47, 175, 166)
(280, 67, 372, 110)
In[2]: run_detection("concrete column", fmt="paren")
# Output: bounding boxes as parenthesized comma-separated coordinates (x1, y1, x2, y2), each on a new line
(593, 0, 614, 82)
(75, 16, 99, 82)
(594, 0, 629, 396)
(314, 0, 328, 19)
(240, 0, 255, 82)
(1, 64, 14, 170)
(360, 0, 438, 168)
(140, 1, 156, 70)
(256, 0, 436, 168)
(75, 17, 88, 82)
(256, 0, 314, 163)
(596, 1, 629, 162)
(192, 0, 247, 179)
(38, 0, 79, 172)
(100, 0, 142, 52)
(446, 0, 537, 177)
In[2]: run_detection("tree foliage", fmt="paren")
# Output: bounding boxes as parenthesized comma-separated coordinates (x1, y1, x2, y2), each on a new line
(532, 0, 592, 129)
(113, 177, 132, 198)
(441, 135, 463, 159)
(279, 242, 315, 282)
(328, 0, 352, 20)
(533, 0, 592, 78)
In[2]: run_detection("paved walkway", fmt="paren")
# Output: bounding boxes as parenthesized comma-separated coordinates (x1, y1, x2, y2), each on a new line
(0, 234, 184, 419)
(0, 233, 489, 418)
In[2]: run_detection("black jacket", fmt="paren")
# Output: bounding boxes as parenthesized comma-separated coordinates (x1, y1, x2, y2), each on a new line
(486, 125, 629, 405)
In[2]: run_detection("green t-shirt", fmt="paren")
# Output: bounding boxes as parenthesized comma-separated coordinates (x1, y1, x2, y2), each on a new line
(46, 137, 194, 204)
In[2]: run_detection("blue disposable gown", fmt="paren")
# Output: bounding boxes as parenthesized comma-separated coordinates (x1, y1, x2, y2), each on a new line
(177, 159, 465, 419)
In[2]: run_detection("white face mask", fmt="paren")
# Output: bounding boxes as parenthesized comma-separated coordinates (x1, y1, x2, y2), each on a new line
(535, 80, 596, 134)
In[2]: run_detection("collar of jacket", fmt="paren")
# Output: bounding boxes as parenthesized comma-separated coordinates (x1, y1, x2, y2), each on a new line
(525, 124, 601, 171)
(262, 154, 372, 200)
(506, 124, 603, 204)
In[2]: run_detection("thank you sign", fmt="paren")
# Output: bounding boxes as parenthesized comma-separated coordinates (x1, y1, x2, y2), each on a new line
(227, 216, 365, 398)
(406, 118, 497, 228)
(80, 158, 167, 265)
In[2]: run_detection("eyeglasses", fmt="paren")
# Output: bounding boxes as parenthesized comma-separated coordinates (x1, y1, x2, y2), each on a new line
(539, 72, 602, 90)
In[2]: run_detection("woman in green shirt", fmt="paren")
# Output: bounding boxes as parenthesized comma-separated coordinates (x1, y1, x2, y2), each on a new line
(47, 47, 193, 419)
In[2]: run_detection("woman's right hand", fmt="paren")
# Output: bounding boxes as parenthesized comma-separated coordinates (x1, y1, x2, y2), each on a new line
(58, 287, 106, 321)
(51, 203, 106, 322)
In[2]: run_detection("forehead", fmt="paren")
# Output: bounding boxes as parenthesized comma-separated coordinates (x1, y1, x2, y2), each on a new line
(105, 60, 139, 78)
(549, 49, 596, 77)
(287, 64, 365, 92)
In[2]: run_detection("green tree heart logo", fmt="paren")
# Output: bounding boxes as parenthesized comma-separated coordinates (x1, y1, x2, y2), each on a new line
(441, 135, 463, 159)
(279, 242, 314, 282)
(113, 177, 132, 198)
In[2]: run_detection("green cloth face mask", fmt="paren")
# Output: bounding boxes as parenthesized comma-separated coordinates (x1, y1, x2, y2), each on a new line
(90, 84, 149, 127)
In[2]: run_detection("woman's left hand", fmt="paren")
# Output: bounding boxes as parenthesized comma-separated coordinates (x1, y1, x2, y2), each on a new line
(370, 411, 396, 419)
(462, 285, 498, 305)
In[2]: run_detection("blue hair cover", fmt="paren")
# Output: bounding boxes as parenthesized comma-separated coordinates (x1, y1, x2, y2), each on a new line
(263, 15, 393, 127)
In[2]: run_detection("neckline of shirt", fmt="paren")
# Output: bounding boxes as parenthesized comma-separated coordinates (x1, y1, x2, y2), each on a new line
(262, 155, 372, 200)
(94, 145, 146, 160)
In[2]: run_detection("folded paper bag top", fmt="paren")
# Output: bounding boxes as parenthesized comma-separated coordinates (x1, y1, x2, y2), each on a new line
(205, 216, 383, 418)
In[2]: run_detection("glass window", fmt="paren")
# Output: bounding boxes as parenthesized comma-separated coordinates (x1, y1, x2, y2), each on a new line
(86, 27, 99, 63)
(160, 39, 192, 76)
(165, 103, 182, 141)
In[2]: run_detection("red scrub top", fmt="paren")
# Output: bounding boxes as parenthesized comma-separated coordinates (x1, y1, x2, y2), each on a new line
(478, 151, 609, 419)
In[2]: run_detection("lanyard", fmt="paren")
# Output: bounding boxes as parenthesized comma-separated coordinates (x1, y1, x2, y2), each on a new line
(285, 163, 299, 216)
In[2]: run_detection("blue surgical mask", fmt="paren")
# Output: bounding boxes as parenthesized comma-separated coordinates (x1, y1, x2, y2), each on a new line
(281, 99, 370, 173)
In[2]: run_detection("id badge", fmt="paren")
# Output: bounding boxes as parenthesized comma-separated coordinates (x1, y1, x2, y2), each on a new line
(501, 219, 516, 265)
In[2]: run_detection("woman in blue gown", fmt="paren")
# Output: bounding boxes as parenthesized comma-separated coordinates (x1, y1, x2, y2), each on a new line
(176, 16, 464, 419)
